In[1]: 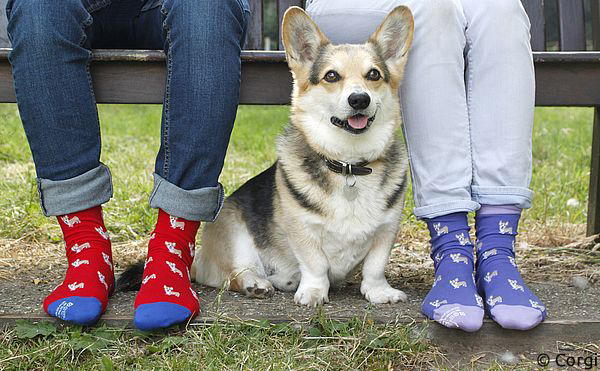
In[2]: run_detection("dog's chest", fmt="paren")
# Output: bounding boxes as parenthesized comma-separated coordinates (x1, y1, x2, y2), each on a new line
(305, 176, 399, 281)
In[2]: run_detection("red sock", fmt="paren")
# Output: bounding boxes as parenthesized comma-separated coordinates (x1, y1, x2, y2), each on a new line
(133, 209, 200, 331)
(43, 206, 114, 325)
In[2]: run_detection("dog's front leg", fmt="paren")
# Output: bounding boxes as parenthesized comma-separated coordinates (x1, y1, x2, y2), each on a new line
(360, 227, 407, 304)
(289, 234, 330, 307)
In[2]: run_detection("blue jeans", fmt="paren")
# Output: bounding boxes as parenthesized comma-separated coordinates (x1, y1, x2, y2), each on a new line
(6, 0, 250, 221)
(308, 0, 534, 219)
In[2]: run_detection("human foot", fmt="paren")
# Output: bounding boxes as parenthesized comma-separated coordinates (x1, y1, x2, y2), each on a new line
(133, 209, 200, 331)
(44, 206, 114, 326)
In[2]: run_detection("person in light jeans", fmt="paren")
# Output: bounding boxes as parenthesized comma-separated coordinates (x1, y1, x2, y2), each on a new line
(6, 0, 249, 331)
(307, 0, 546, 332)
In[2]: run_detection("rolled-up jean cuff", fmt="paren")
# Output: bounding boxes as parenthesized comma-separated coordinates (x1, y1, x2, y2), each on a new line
(414, 200, 480, 220)
(471, 185, 534, 209)
(37, 163, 113, 216)
(148, 173, 225, 222)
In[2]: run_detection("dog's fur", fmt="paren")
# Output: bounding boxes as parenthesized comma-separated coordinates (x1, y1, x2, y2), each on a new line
(191, 7, 414, 306)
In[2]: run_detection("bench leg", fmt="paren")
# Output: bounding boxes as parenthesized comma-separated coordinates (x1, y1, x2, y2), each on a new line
(588, 106, 600, 236)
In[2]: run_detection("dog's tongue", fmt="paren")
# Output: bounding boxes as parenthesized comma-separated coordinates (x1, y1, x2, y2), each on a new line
(347, 115, 368, 129)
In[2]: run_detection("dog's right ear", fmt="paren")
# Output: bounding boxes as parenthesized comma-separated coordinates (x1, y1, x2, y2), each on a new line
(282, 7, 329, 71)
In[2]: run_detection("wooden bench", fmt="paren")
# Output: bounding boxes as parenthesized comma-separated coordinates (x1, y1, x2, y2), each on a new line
(0, 0, 599, 235)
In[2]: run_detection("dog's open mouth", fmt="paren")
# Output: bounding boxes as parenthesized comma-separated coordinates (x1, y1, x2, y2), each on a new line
(330, 114, 376, 134)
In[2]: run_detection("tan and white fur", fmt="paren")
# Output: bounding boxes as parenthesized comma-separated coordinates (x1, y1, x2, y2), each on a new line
(192, 6, 414, 306)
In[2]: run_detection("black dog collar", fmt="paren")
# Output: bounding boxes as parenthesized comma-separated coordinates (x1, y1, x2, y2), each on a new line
(324, 158, 372, 176)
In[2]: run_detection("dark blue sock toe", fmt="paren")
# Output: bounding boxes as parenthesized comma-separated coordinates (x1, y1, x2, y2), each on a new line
(47, 297, 103, 326)
(134, 302, 192, 331)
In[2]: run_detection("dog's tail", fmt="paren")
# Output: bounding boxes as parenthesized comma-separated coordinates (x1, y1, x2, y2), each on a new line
(115, 261, 145, 292)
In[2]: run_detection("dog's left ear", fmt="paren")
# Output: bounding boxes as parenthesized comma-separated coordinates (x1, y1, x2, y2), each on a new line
(369, 6, 414, 69)
(282, 6, 329, 71)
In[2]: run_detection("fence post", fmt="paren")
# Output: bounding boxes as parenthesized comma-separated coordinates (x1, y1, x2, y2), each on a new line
(277, 0, 305, 50)
(557, 0, 586, 50)
(245, 0, 264, 50)
(520, 0, 546, 51)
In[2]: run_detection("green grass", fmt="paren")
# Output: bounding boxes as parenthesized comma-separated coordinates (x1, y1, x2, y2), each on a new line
(0, 104, 595, 368)
(0, 104, 594, 242)
(0, 316, 434, 369)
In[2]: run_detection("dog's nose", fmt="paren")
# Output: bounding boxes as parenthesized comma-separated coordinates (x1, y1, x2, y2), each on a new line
(348, 93, 370, 110)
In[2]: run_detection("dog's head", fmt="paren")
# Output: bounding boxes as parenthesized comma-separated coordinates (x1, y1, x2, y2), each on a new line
(282, 6, 414, 161)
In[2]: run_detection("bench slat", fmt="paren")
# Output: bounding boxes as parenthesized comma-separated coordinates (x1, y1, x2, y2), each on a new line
(520, 0, 546, 51)
(592, 0, 600, 50)
(245, 0, 264, 50)
(2, 50, 600, 106)
(557, 0, 587, 51)
(277, 0, 304, 50)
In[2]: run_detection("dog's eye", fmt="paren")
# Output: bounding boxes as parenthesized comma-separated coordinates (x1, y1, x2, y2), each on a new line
(324, 70, 341, 83)
(367, 69, 381, 81)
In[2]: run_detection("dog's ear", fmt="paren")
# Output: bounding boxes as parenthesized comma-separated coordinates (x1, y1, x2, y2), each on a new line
(369, 6, 414, 69)
(282, 7, 329, 70)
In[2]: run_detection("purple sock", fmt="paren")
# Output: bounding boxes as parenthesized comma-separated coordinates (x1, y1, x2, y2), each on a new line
(422, 213, 484, 332)
(475, 207, 547, 330)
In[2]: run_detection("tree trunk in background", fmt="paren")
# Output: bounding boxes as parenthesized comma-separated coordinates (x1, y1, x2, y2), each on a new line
(0, 0, 8, 47)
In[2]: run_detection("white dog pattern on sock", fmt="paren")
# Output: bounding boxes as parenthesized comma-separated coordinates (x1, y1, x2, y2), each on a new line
(433, 223, 448, 236)
(68, 282, 84, 291)
(508, 279, 524, 292)
(71, 259, 89, 268)
(170, 216, 185, 230)
(450, 253, 469, 264)
(61, 215, 80, 228)
(142, 274, 156, 285)
(481, 249, 497, 260)
(487, 295, 503, 307)
(165, 242, 182, 258)
(164, 285, 180, 297)
(430, 299, 448, 308)
(455, 233, 470, 246)
(499, 221, 513, 234)
(71, 243, 90, 254)
(484, 270, 498, 283)
(166, 261, 183, 277)
(475, 294, 484, 307)
(529, 299, 546, 312)
(102, 252, 113, 271)
(449, 278, 467, 289)
(98, 271, 108, 291)
(95, 227, 110, 240)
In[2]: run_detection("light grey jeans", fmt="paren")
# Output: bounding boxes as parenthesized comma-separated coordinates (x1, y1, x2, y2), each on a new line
(307, 0, 535, 219)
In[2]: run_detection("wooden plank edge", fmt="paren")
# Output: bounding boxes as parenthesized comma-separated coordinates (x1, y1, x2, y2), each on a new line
(3, 49, 600, 64)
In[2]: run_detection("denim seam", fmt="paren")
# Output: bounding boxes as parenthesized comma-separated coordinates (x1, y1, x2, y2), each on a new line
(161, 13, 173, 179)
(465, 29, 475, 190)
(399, 103, 421, 207)
(234, 0, 245, 18)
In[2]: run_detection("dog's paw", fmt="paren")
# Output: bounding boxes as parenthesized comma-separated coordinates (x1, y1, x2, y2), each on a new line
(243, 277, 275, 299)
(361, 282, 407, 304)
(294, 286, 329, 307)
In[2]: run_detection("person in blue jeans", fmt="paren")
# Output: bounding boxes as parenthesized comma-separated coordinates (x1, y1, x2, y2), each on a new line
(6, 0, 249, 330)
